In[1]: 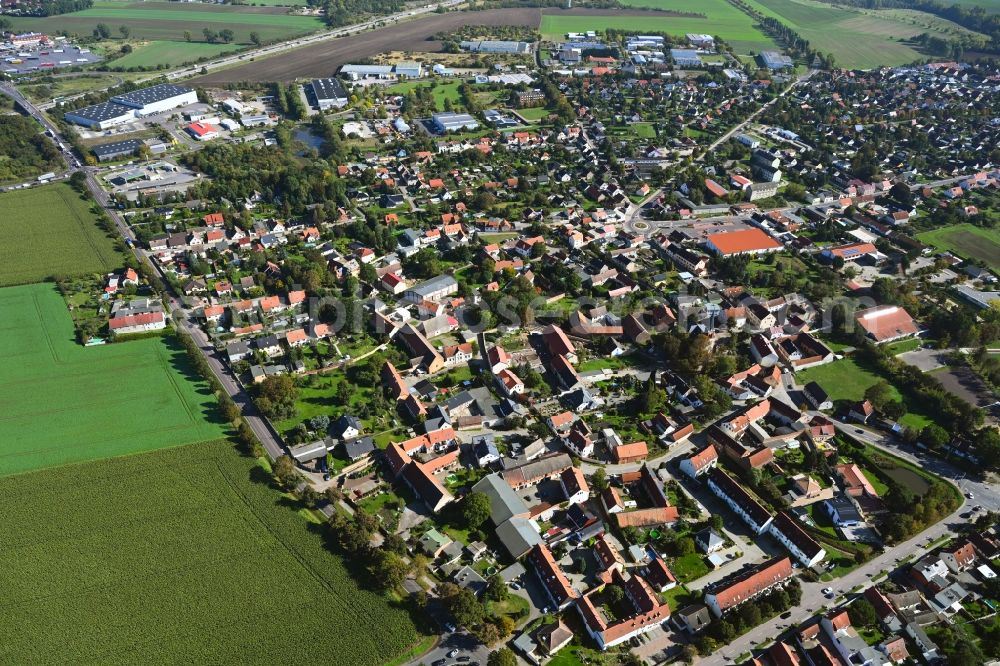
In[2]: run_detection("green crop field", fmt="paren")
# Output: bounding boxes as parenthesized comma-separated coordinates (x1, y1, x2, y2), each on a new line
(543, 2, 778, 54)
(9, 2, 324, 45)
(744, 0, 969, 69)
(0, 439, 422, 664)
(110, 40, 243, 68)
(917, 223, 1000, 270)
(0, 183, 120, 287)
(0, 283, 229, 476)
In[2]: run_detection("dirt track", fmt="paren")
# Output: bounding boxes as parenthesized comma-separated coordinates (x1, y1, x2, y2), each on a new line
(193, 8, 542, 84)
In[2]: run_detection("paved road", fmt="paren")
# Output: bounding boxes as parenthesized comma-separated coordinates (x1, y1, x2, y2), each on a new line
(405, 630, 489, 666)
(0, 83, 288, 462)
(696, 70, 815, 162)
(708, 427, 995, 664)
(32, 0, 465, 109)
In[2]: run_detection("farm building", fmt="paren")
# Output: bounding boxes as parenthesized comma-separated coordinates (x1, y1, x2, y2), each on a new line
(310, 78, 349, 110)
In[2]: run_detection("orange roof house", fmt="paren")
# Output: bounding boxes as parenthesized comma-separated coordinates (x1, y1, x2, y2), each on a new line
(704, 556, 792, 617)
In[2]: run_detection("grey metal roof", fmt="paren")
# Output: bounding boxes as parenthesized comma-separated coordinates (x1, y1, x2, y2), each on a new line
(472, 473, 529, 525)
(495, 517, 542, 559)
(111, 83, 194, 109)
(91, 138, 142, 157)
(66, 101, 133, 123)
(310, 77, 347, 102)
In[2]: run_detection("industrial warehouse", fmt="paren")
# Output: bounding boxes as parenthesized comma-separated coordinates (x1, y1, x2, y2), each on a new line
(310, 78, 349, 110)
(64, 84, 198, 130)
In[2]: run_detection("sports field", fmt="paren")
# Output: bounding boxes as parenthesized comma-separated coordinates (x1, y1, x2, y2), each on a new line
(9, 2, 325, 46)
(0, 439, 422, 664)
(0, 183, 120, 287)
(542, 1, 778, 53)
(917, 223, 1000, 270)
(110, 40, 243, 68)
(0, 283, 228, 476)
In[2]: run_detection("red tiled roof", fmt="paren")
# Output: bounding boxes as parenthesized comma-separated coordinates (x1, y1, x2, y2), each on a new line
(108, 311, 164, 330)
(854, 306, 918, 342)
(614, 441, 648, 463)
(529, 544, 578, 606)
(706, 556, 792, 613)
(707, 228, 782, 255)
(686, 445, 718, 473)
(543, 325, 576, 357)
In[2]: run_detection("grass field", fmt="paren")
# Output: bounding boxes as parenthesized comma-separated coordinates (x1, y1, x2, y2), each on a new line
(0, 283, 229, 476)
(0, 439, 422, 664)
(544, 1, 778, 53)
(917, 223, 1000, 270)
(386, 79, 462, 111)
(796, 356, 932, 430)
(745, 0, 956, 68)
(517, 106, 550, 122)
(0, 183, 121, 287)
(9, 2, 325, 46)
(110, 40, 244, 68)
(16, 72, 147, 103)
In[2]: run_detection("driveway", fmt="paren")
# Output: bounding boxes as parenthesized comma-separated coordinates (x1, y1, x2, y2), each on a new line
(405, 631, 489, 666)
(897, 347, 948, 372)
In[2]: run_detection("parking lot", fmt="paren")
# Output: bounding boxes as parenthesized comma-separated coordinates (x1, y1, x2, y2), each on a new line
(102, 160, 203, 202)
(2, 43, 102, 74)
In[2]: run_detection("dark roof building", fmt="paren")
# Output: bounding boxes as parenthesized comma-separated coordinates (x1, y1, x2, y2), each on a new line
(91, 138, 142, 162)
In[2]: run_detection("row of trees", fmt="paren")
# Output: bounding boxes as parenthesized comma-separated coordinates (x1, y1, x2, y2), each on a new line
(694, 580, 801, 655)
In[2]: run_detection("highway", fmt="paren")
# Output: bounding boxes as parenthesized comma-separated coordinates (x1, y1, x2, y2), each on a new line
(0, 83, 288, 462)
(32, 0, 464, 110)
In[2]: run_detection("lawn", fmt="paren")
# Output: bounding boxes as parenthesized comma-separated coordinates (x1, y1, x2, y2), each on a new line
(385, 80, 462, 112)
(17, 72, 147, 103)
(0, 183, 121, 287)
(917, 223, 1000, 271)
(274, 372, 382, 436)
(610, 0, 779, 53)
(9, 2, 324, 45)
(0, 439, 423, 664)
(110, 40, 243, 68)
(0, 283, 228, 477)
(516, 106, 550, 122)
(796, 356, 932, 430)
(885, 338, 922, 355)
(670, 553, 710, 583)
